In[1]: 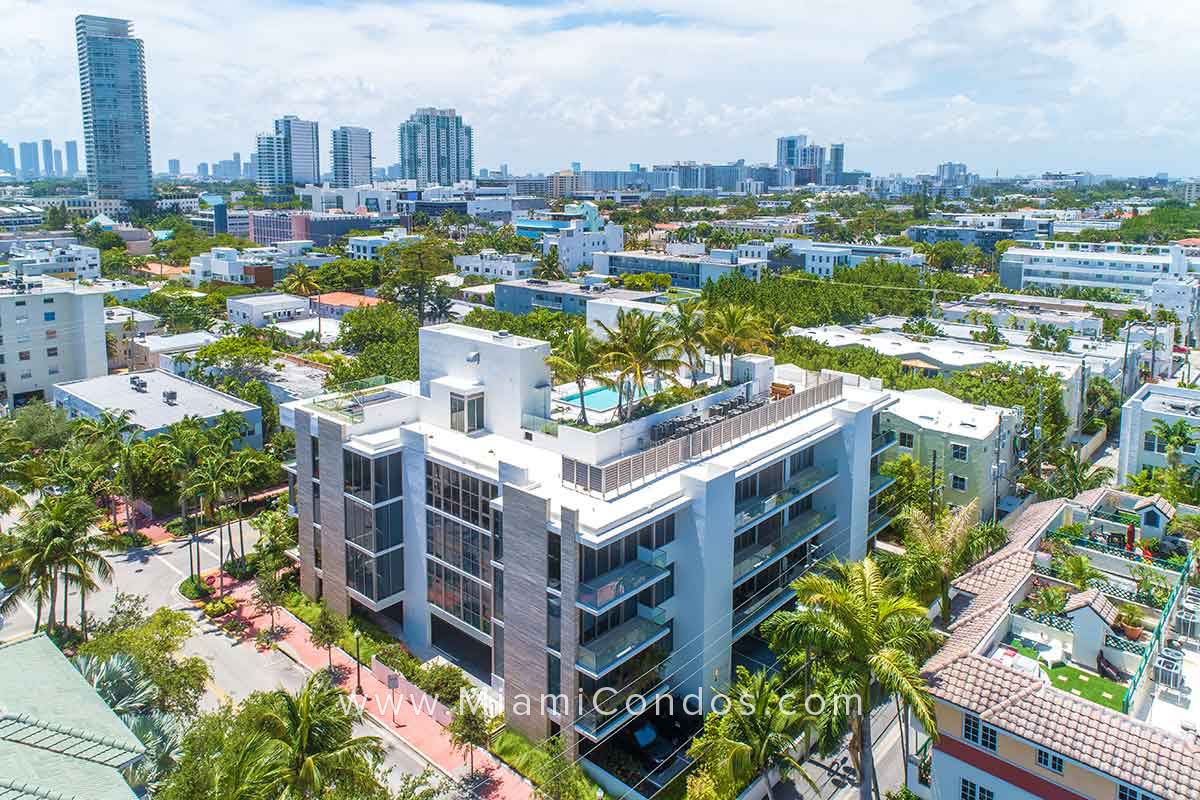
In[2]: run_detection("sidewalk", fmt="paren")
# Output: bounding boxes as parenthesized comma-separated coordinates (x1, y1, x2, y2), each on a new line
(212, 577, 534, 800)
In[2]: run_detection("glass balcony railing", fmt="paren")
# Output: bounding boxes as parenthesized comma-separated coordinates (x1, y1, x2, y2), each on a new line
(575, 677, 672, 741)
(869, 508, 894, 535)
(732, 561, 807, 637)
(869, 470, 896, 496)
(733, 510, 834, 583)
(577, 616, 670, 676)
(734, 465, 837, 529)
(871, 430, 897, 453)
(638, 544, 670, 568)
(577, 559, 670, 613)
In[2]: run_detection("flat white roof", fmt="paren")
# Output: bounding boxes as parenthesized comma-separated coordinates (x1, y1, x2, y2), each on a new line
(55, 369, 257, 431)
(271, 316, 341, 342)
(142, 331, 219, 352)
(886, 387, 1008, 440)
(228, 292, 308, 308)
(104, 306, 159, 324)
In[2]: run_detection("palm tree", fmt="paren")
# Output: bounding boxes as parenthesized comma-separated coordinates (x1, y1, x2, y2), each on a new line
(535, 247, 565, 280)
(598, 310, 684, 421)
(666, 299, 707, 386)
(0, 424, 36, 534)
(183, 450, 231, 596)
(1, 492, 107, 635)
(896, 499, 1004, 626)
(1029, 448, 1115, 499)
(693, 667, 819, 800)
(156, 417, 206, 580)
(1151, 419, 1197, 468)
(212, 410, 251, 453)
(760, 310, 792, 348)
(703, 304, 764, 385)
(76, 409, 140, 526)
(280, 265, 323, 340)
(256, 673, 385, 800)
(769, 243, 794, 261)
(1055, 552, 1103, 590)
(226, 448, 264, 561)
(545, 327, 605, 426)
(763, 558, 938, 800)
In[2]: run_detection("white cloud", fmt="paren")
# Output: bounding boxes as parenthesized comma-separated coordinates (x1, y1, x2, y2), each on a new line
(2, 0, 1199, 176)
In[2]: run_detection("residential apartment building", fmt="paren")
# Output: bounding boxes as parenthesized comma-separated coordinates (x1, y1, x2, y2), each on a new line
(187, 242, 333, 288)
(711, 215, 815, 237)
(104, 305, 161, 371)
(4, 242, 100, 280)
(909, 493, 1200, 800)
(347, 228, 422, 261)
(882, 387, 1022, 521)
(0, 204, 44, 232)
(396, 108, 473, 187)
(297, 183, 411, 215)
(1117, 383, 1200, 482)
(188, 206, 251, 238)
(494, 278, 660, 316)
(54, 369, 262, 447)
(129, 330, 218, 371)
(256, 116, 320, 190)
(592, 249, 767, 290)
(736, 237, 925, 278)
(999, 241, 1200, 342)
(0, 275, 108, 410)
(75, 15, 153, 200)
(282, 323, 898, 793)
(247, 209, 406, 247)
(939, 300, 1104, 337)
(905, 223, 1037, 253)
(798, 325, 1089, 435)
(226, 292, 312, 327)
(453, 250, 538, 281)
(330, 126, 373, 189)
(541, 221, 624, 271)
(310, 291, 382, 320)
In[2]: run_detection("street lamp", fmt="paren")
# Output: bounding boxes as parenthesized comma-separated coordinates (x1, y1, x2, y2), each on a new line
(354, 630, 363, 695)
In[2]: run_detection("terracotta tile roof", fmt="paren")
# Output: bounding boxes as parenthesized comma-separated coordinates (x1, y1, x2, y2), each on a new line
(924, 494, 1200, 799)
(1064, 587, 1119, 627)
(1133, 493, 1176, 520)
(1072, 487, 1110, 509)
(312, 292, 382, 308)
(1175, 238, 1200, 246)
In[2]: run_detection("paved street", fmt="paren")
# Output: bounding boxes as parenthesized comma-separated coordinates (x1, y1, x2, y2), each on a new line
(0, 521, 432, 788)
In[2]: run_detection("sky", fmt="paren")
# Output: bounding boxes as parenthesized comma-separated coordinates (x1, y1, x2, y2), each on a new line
(3, 0, 1198, 178)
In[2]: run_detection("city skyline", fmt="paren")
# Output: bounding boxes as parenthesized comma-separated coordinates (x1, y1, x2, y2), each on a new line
(3, 1, 1198, 178)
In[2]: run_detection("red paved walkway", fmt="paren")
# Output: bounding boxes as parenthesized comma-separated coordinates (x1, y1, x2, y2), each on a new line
(205, 577, 534, 799)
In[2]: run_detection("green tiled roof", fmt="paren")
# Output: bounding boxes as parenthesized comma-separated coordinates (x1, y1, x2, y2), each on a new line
(0, 635, 143, 800)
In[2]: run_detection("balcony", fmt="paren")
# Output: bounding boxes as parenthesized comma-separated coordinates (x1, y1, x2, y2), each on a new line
(577, 559, 671, 614)
(733, 510, 835, 584)
(869, 508, 894, 536)
(575, 677, 672, 742)
(871, 430, 897, 455)
(869, 470, 896, 497)
(734, 465, 837, 529)
(733, 561, 807, 640)
(637, 543, 670, 568)
(577, 616, 671, 678)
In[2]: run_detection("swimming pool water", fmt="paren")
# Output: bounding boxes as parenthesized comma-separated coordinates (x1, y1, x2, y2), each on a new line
(563, 385, 646, 411)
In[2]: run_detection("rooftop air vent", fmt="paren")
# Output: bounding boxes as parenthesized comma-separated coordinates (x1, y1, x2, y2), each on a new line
(496, 330, 511, 338)
(163, 390, 178, 405)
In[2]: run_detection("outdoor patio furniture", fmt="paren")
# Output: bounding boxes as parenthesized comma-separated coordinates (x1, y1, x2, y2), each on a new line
(1098, 651, 1128, 683)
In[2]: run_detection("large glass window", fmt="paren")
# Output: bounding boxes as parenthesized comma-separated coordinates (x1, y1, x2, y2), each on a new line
(427, 510, 492, 582)
(310, 435, 320, 478)
(346, 500, 404, 553)
(374, 451, 404, 502)
(344, 450, 372, 501)
(347, 546, 404, 600)
(426, 560, 492, 635)
(450, 393, 484, 433)
(312, 483, 321, 525)
(547, 594, 561, 651)
(548, 531, 561, 590)
(426, 462, 497, 530)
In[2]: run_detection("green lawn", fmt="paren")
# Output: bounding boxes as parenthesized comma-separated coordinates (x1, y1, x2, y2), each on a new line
(1005, 636, 1125, 712)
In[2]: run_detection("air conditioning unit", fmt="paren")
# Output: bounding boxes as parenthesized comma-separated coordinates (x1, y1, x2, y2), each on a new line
(162, 390, 178, 405)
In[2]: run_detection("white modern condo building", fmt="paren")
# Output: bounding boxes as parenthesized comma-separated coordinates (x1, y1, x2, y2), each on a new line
(999, 240, 1200, 342)
(282, 323, 898, 793)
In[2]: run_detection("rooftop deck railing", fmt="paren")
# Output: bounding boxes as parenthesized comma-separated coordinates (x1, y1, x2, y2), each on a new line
(561, 375, 843, 498)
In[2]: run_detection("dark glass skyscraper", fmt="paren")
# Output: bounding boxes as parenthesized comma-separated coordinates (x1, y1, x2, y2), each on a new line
(76, 15, 153, 200)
